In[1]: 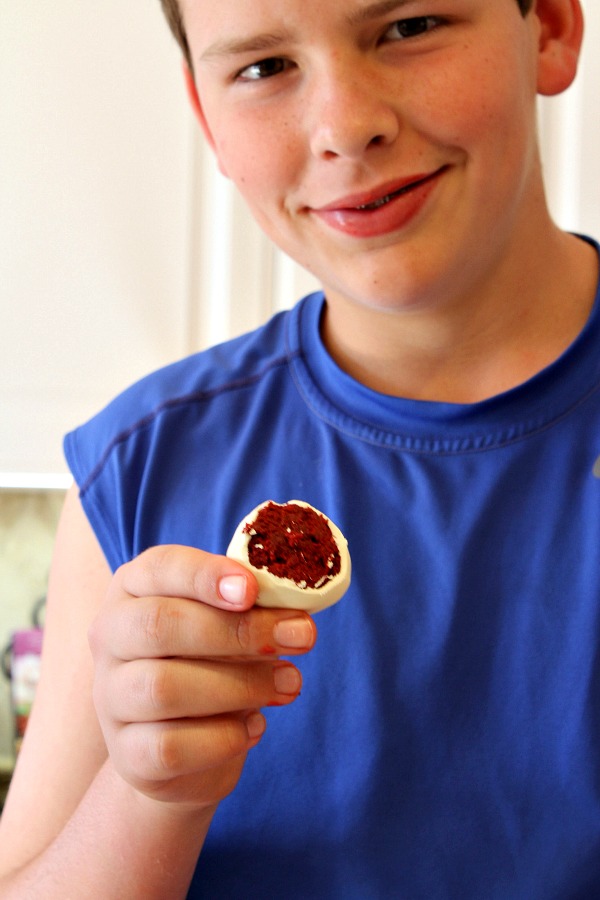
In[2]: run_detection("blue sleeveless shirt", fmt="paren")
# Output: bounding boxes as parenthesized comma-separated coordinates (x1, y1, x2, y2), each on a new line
(65, 239, 600, 898)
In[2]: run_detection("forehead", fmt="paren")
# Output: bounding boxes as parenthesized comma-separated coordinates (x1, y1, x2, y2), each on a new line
(190, 2, 431, 73)
(182, 0, 531, 82)
(182, 0, 461, 45)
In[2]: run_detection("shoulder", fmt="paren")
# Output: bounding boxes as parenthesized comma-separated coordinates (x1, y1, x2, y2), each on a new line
(102, 304, 298, 424)
(61, 294, 328, 571)
(64, 302, 309, 490)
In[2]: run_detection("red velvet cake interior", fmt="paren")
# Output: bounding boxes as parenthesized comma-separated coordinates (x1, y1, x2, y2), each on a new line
(243, 501, 341, 589)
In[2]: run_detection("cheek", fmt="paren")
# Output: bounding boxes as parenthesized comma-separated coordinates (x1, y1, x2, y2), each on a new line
(217, 123, 300, 212)
(423, 79, 501, 148)
(417, 43, 534, 152)
(219, 148, 274, 215)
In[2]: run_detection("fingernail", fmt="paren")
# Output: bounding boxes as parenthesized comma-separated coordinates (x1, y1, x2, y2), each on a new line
(273, 617, 314, 649)
(273, 664, 302, 696)
(245, 711, 266, 740)
(219, 575, 247, 607)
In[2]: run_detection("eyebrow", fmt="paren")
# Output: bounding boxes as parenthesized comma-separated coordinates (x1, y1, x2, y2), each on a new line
(347, 0, 418, 26)
(199, 31, 291, 63)
(198, 0, 416, 63)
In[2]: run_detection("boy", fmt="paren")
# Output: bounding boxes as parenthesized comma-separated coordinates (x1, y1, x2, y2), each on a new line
(0, 0, 598, 896)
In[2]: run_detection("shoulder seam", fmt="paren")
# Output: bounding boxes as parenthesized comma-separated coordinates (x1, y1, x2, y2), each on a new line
(78, 350, 300, 496)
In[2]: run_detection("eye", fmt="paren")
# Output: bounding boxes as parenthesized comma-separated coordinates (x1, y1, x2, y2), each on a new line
(384, 16, 442, 41)
(237, 57, 291, 82)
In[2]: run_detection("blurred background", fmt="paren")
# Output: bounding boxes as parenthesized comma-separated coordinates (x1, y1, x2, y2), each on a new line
(0, 1, 598, 772)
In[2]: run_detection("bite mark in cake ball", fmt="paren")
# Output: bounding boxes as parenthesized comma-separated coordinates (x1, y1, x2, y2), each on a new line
(226, 500, 351, 613)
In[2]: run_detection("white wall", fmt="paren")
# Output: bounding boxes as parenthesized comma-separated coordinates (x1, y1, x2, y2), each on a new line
(0, 2, 193, 476)
(539, 0, 599, 237)
(0, 1, 316, 479)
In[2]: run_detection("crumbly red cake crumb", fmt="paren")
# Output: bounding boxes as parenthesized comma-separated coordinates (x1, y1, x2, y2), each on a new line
(243, 502, 341, 589)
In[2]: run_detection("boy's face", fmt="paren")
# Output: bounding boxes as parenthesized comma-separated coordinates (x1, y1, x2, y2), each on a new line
(182, 0, 573, 313)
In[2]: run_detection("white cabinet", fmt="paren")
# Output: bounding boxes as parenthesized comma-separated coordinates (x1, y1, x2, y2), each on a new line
(1, 1, 597, 481)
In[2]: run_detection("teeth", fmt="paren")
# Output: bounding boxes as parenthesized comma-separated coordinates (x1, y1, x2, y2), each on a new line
(357, 193, 393, 211)
(356, 178, 424, 211)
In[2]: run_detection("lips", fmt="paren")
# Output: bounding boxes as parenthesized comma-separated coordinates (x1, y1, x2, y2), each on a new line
(311, 167, 448, 239)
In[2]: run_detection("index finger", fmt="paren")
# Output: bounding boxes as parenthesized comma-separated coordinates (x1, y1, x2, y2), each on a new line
(97, 598, 317, 662)
(113, 544, 259, 611)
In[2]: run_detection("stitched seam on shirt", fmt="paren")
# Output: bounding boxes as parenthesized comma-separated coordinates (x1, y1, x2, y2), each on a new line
(78, 352, 300, 496)
(289, 352, 600, 455)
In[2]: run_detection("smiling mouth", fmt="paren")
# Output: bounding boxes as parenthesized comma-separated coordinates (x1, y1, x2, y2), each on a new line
(354, 170, 446, 211)
(312, 165, 448, 238)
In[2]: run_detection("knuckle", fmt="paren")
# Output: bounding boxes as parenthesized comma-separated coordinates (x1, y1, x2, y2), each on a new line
(118, 724, 156, 783)
(145, 665, 174, 716)
(220, 718, 249, 761)
(143, 545, 177, 593)
(149, 544, 216, 602)
(239, 661, 264, 707)
(120, 546, 176, 596)
(112, 545, 224, 609)
(140, 601, 179, 653)
(233, 612, 252, 653)
(116, 723, 187, 790)
(190, 561, 218, 602)
(117, 717, 254, 798)
(111, 556, 141, 598)
(152, 726, 184, 776)
(125, 723, 183, 781)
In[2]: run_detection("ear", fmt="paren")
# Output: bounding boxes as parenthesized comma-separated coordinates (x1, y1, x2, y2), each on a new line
(534, 0, 584, 96)
(182, 63, 230, 177)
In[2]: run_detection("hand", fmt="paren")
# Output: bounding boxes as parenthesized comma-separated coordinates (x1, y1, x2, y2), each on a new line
(89, 545, 317, 811)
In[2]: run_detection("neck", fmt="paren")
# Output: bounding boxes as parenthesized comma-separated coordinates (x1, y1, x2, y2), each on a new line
(321, 230, 598, 404)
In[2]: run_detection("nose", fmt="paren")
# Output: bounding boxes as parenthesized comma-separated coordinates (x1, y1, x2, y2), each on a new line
(308, 58, 400, 161)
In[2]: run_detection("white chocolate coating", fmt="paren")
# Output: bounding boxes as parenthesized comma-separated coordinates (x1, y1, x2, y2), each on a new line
(226, 500, 351, 613)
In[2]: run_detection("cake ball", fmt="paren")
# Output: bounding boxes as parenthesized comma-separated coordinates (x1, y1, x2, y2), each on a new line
(226, 500, 351, 613)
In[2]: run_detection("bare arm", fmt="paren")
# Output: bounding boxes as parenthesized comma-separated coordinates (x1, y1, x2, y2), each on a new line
(0, 486, 316, 898)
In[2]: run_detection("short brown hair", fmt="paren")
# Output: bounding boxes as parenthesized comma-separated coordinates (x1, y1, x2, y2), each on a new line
(159, 0, 192, 70)
(159, 0, 535, 73)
